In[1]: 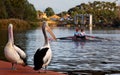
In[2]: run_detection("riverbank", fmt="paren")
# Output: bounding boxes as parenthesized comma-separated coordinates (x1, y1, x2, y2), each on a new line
(0, 60, 66, 75)
(0, 19, 40, 30)
(0, 19, 119, 31)
(0, 19, 58, 31)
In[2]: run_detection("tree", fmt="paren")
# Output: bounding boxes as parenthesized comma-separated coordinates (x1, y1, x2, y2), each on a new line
(0, 0, 8, 18)
(113, 5, 120, 27)
(23, 2, 37, 21)
(67, 1, 118, 27)
(0, 0, 37, 21)
(58, 11, 67, 17)
(4, 0, 14, 18)
(44, 7, 55, 17)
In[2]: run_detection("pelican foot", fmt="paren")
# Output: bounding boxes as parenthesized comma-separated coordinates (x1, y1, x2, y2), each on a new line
(11, 67, 16, 70)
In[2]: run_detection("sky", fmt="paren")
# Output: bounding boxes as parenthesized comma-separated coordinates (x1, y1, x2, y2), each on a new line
(28, 0, 120, 14)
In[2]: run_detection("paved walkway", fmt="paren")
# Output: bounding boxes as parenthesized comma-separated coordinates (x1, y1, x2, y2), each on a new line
(0, 60, 66, 75)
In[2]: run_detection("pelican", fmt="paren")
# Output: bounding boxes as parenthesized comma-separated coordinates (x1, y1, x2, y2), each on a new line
(4, 24, 27, 70)
(33, 21, 56, 72)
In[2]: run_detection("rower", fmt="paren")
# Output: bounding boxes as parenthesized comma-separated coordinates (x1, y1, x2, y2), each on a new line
(79, 28, 86, 39)
(74, 28, 86, 39)
(74, 27, 80, 38)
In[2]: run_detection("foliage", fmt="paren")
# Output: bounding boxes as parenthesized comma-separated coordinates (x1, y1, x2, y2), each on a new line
(0, 0, 8, 18)
(0, 19, 29, 30)
(57, 11, 68, 17)
(0, 0, 37, 21)
(44, 7, 55, 17)
(67, 1, 120, 27)
(113, 6, 120, 28)
(113, 17, 120, 27)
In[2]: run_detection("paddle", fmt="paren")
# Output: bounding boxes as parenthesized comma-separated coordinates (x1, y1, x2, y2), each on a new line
(86, 35, 111, 41)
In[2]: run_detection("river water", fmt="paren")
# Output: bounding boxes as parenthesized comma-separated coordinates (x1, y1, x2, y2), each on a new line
(0, 27, 120, 73)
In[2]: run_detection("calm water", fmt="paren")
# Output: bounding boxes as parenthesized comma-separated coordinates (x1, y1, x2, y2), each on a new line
(0, 27, 120, 72)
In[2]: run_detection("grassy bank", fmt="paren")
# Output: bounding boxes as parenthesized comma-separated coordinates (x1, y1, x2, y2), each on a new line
(0, 19, 59, 30)
(0, 19, 40, 30)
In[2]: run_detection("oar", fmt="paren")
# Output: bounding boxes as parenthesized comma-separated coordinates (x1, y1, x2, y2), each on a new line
(86, 35, 111, 41)
(57, 36, 73, 40)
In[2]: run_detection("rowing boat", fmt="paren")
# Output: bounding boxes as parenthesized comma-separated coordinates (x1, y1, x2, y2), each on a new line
(57, 36, 102, 42)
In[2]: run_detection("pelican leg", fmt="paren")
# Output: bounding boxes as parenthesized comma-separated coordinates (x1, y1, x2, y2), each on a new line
(44, 66, 47, 73)
(11, 63, 15, 70)
(38, 70, 41, 73)
(11, 63, 16, 70)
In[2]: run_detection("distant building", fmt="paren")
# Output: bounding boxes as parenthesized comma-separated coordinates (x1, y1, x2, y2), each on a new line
(60, 14, 72, 21)
(63, 14, 70, 20)
(37, 11, 47, 19)
(49, 15, 60, 21)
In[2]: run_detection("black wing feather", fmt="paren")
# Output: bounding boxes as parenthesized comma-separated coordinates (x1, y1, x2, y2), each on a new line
(33, 47, 49, 70)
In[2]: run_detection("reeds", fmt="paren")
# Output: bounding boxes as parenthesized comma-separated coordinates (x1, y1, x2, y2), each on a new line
(0, 19, 39, 30)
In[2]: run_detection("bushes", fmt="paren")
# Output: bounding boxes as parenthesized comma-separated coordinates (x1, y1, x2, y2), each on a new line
(112, 17, 120, 28)
(0, 19, 38, 30)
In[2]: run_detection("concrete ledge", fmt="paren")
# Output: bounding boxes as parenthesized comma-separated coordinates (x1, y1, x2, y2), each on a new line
(0, 60, 66, 75)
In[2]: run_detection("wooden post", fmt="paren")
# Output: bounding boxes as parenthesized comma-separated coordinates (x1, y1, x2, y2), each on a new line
(89, 14, 92, 34)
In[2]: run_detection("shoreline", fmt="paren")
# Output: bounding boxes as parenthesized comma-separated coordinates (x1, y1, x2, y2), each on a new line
(0, 19, 119, 30)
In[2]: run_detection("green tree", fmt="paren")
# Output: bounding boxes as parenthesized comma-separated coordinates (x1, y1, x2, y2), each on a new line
(0, 0, 37, 21)
(23, 2, 37, 21)
(58, 11, 67, 17)
(44, 7, 55, 17)
(4, 0, 14, 18)
(67, 1, 118, 27)
(113, 5, 120, 27)
(0, 0, 8, 18)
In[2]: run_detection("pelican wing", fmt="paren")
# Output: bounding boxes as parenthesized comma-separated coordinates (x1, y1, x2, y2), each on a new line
(33, 47, 49, 70)
(14, 45, 26, 59)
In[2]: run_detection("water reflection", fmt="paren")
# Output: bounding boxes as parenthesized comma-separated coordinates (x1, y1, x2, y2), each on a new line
(0, 27, 120, 72)
(73, 41, 86, 49)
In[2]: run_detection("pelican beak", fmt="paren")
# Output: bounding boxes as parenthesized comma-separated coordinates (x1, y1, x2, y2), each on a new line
(45, 25, 57, 40)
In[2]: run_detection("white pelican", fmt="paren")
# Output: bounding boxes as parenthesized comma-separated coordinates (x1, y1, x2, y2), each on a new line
(33, 21, 56, 72)
(4, 24, 27, 70)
